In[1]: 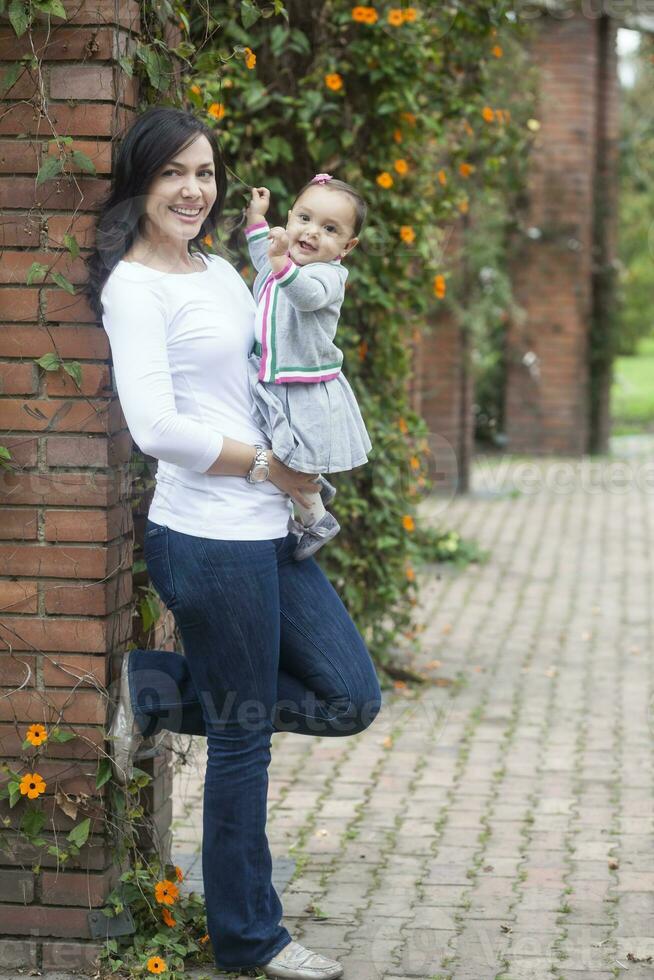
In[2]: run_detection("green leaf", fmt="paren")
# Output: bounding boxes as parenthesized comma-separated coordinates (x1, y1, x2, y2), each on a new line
(36, 352, 61, 372)
(136, 44, 170, 92)
(96, 757, 112, 790)
(33, 0, 66, 19)
(8, 0, 29, 36)
(20, 808, 45, 838)
(67, 817, 90, 848)
(0, 62, 22, 95)
(26, 262, 48, 286)
(118, 54, 134, 77)
(63, 233, 80, 259)
(240, 0, 261, 29)
(70, 150, 96, 175)
(50, 271, 75, 295)
(48, 727, 76, 743)
(62, 360, 82, 386)
(8, 781, 21, 808)
(36, 155, 63, 185)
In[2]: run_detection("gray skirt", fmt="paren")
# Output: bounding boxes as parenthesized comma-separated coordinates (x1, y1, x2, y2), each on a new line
(248, 353, 372, 474)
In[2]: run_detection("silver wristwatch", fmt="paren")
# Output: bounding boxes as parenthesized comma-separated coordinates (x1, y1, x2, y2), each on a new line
(246, 445, 270, 484)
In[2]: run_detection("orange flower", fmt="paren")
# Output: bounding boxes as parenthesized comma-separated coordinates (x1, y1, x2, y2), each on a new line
(401, 112, 417, 126)
(388, 8, 404, 25)
(174, 865, 184, 882)
(147, 956, 167, 975)
(433, 274, 446, 298)
(458, 197, 469, 214)
(492, 44, 503, 58)
(393, 128, 403, 144)
(409, 455, 420, 470)
(402, 514, 415, 532)
(405, 565, 416, 582)
(376, 171, 393, 189)
(25, 724, 47, 746)
(437, 168, 447, 185)
(363, 7, 379, 23)
(481, 106, 495, 123)
(19, 772, 46, 799)
(244, 47, 256, 70)
(240, 265, 251, 278)
(403, 7, 417, 21)
(398, 417, 408, 434)
(400, 225, 415, 244)
(208, 102, 225, 122)
(358, 340, 368, 361)
(353, 5, 378, 22)
(199, 934, 210, 945)
(202, 234, 214, 247)
(161, 907, 176, 928)
(458, 162, 474, 178)
(394, 679, 407, 689)
(154, 880, 179, 906)
(189, 84, 201, 95)
(393, 158, 409, 175)
(325, 73, 343, 91)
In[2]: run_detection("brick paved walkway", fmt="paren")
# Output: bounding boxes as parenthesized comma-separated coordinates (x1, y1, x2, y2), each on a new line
(166, 443, 654, 980)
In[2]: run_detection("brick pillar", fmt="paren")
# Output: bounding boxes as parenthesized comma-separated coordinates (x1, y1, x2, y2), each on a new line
(504, 12, 619, 454)
(0, 2, 173, 972)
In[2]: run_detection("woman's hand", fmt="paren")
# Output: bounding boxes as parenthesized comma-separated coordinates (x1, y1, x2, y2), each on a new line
(246, 186, 270, 225)
(267, 452, 320, 508)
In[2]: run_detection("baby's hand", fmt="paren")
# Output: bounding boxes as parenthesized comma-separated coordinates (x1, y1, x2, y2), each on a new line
(267, 226, 290, 258)
(247, 186, 270, 221)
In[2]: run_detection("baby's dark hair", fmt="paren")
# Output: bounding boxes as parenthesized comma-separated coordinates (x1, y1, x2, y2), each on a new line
(292, 177, 367, 237)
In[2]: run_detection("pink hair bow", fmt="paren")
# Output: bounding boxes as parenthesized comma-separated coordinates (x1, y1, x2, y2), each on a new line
(311, 173, 334, 184)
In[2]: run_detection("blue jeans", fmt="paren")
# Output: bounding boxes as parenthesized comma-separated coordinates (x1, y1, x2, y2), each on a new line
(129, 520, 383, 971)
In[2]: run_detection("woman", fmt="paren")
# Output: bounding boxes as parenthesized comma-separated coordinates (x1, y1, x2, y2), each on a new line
(83, 106, 383, 980)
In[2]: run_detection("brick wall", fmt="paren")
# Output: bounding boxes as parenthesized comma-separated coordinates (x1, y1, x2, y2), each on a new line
(504, 12, 619, 454)
(0, 1, 173, 971)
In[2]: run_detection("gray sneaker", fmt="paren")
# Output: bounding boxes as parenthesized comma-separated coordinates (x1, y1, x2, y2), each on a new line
(293, 512, 340, 561)
(317, 476, 337, 506)
(258, 940, 343, 979)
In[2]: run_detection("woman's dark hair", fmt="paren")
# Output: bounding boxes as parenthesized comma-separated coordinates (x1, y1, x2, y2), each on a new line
(82, 107, 226, 320)
(292, 178, 367, 237)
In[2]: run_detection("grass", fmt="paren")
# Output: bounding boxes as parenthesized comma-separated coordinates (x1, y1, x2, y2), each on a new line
(611, 335, 654, 434)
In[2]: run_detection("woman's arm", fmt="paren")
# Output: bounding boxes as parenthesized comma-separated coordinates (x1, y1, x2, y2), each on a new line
(205, 439, 321, 508)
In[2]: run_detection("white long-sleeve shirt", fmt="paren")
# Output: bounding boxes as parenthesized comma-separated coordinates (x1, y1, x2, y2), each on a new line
(100, 253, 292, 540)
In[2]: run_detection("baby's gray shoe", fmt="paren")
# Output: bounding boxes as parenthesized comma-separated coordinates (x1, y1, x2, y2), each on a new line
(293, 512, 340, 561)
(317, 476, 337, 506)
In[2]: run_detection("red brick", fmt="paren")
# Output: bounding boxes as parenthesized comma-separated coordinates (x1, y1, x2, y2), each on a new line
(0, 939, 38, 969)
(0, 580, 39, 613)
(0, 175, 110, 210)
(44, 288, 95, 323)
(45, 137, 112, 176)
(0, 722, 105, 761)
(44, 364, 112, 398)
(0, 360, 37, 394)
(0, 507, 39, 540)
(0, 26, 115, 60)
(42, 865, 118, 907)
(41, 939, 104, 971)
(45, 432, 130, 467)
(0, 435, 39, 468)
(0, 904, 93, 938)
(44, 571, 130, 616)
(1, 470, 122, 506)
(0, 139, 42, 174)
(0, 611, 131, 652)
(52, 0, 140, 30)
(50, 64, 115, 100)
(0, 398, 114, 433)
(0, 324, 108, 359)
(0, 793, 104, 833)
(0, 249, 87, 285)
(41, 652, 110, 685)
(0, 687, 108, 724)
(47, 214, 97, 249)
(0, 831, 111, 870)
(0, 287, 40, 321)
(0, 868, 34, 902)
(44, 503, 131, 542)
(0, 540, 130, 578)
(0, 651, 36, 685)
(0, 213, 41, 246)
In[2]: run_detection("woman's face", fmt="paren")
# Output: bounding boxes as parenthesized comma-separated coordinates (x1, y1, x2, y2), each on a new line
(142, 135, 217, 246)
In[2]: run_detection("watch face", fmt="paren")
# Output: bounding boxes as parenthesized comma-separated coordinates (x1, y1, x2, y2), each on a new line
(251, 465, 269, 482)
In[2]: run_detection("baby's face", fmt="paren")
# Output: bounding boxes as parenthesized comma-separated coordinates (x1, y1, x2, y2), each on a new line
(286, 185, 358, 266)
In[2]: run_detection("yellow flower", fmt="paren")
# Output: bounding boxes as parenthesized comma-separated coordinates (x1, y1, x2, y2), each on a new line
(393, 158, 409, 175)
(398, 417, 408, 434)
(458, 162, 473, 178)
(433, 274, 446, 299)
(388, 8, 404, 25)
(402, 514, 415, 532)
(527, 118, 541, 132)
(208, 102, 225, 122)
(199, 934, 210, 945)
(189, 84, 201, 95)
(482, 106, 495, 123)
(202, 234, 214, 247)
(25, 724, 47, 746)
(154, 880, 180, 906)
(437, 168, 447, 186)
(492, 44, 503, 58)
(244, 47, 256, 70)
(393, 128, 403, 144)
(325, 72, 343, 91)
(409, 455, 420, 470)
(400, 225, 415, 244)
(19, 772, 46, 799)
(403, 7, 418, 21)
(458, 197, 469, 214)
(405, 565, 416, 582)
(161, 907, 176, 928)
(147, 956, 167, 975)
(174, 865, 184, 882)
(376, 171, 393, 189)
